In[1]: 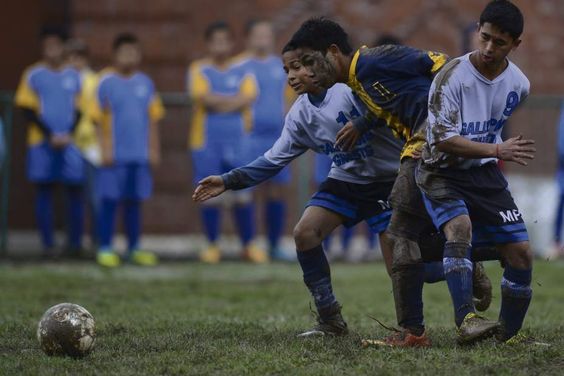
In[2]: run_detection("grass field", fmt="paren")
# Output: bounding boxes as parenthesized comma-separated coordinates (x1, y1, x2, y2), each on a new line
(1, 259, 563, 375)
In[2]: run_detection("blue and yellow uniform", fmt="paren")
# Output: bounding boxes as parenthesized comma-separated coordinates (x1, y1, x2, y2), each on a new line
(235, 54, 292, 183)
(90, 69, 165, 200)
(188, 58, 258, 183)
(348, 45, 448, 159)
(15, 64, 84, 183)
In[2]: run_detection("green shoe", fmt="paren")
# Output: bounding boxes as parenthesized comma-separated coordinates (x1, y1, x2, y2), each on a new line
(97, 251, 121, 268)
(457, 312, 500, 345)
(297, 303, 348, 337)
(131, 250, 158, 266)
(502, 333, 550, 346)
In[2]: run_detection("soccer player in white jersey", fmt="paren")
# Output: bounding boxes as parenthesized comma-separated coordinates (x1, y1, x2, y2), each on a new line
(417, 0, 537, 344)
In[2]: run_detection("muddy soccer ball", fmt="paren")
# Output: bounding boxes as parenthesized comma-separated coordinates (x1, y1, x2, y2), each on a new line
(37, 303, 96, 357)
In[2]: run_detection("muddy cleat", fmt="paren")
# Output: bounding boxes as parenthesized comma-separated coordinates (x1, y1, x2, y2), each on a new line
(501, 333, 551, 346)
(199, 245, 221, 264)
(242, 244, 269, 264)
(472, 262, 492, 312)
(96, 251, 121, 268)
(131, 250, 158, 266)
(362, 329, 431, 348)
(457, 312, 500, 345)
(297, 303, 348, 337)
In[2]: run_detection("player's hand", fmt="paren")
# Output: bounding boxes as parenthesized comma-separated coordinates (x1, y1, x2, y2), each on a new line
(335, 121, 360, 151)
(50, 134, 72, 149)
(497, 135, 536, 166)
(192, 176, 226, 202)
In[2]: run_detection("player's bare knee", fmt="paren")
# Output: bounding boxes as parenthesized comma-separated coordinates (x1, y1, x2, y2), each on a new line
(502, 242, 533, 269)
(443, 215, 472, 242)
(293, 223, 322, 251)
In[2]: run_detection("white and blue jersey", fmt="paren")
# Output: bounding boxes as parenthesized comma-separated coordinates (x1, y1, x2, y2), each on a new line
(424, 52, 530, 169)
(222, 83, 404, 234)
(418, 52, 530, 245)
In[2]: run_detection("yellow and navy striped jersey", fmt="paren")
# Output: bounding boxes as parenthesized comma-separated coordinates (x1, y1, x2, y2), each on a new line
(347, 45, 448, 159)
(187, 58, 258, 150)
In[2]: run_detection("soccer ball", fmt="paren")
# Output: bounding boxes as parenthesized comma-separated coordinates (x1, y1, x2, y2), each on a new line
(37, 303, 96, 357)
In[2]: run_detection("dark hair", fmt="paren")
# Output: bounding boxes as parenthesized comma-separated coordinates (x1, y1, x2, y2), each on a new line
(288, 17, 353, 55)
(40, 26, 67, 42)
(113, 32, 139, 51)
(281, 41, 296, 54)
(205, 21, 232, 40)
(373, 34, 402, 47)
(245, 19, 271, 36)
(479, 0, 524, 39)
(66, 39, 89, 57)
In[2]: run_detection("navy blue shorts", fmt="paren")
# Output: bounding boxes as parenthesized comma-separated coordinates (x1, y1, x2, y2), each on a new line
(27, 142, 84, 184)
(96, 162, 152, 201)
(306, 178, 394, 234)
(417, 162, 528, 246)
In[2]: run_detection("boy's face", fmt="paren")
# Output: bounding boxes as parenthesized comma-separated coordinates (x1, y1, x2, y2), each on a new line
(295, 47, 337, 89)
(476, 22, 520, 67)
(208, 30, 233, 61)
(68, 54, 88, 70)
(42, 36, 65, 65)
(114, 43, 141, 72)
(282, 50, 320, 95)
(247, 22, 274, 55)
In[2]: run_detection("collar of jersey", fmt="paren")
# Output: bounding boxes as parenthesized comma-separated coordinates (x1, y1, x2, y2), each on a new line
(347, 46, 366, 86)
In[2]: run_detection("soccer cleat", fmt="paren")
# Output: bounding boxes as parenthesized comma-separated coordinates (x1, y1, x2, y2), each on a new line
(500, 333, 551, 346)
(199, 245, 221, 264)
(297, 303, 348, 337)
(362, 329, 431, 348)
(96, 251, 121, 268)
(457, 312, 501, 345)
(130, 250, 158, 266)
(472, 262, 493, 312)
(242, 244, 269, 264)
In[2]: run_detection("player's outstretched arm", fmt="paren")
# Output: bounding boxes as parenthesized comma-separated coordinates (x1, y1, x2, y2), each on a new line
(192, 176, 226, 202)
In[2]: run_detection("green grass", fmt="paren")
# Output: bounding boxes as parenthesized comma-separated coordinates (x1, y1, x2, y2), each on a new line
(1, 260, 563, 375)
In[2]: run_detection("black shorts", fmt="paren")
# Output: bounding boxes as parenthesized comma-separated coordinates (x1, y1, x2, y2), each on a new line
(387, 158, 435, 241)
(416, 161, 529, 246)
(306, 178, 394, 234)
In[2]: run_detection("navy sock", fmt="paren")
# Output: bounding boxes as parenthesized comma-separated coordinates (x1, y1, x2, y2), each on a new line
(98, 199, 117, 251)
(367, 227, 377, 250)
(66, 185, 84, 250)
(555, 194, 564, 243)
(124, 200, 141, 253)
(201, 206, 220, 243)
(424, 261, 445, 283)
(443, 241, 474, 327)
(391, 262, 425, 333)
(36, 184, 54, 250)
(322, 234, 332, 253)
(500, 266, 532, 340)
(234, 204, 255, 246)
(341, 227, 354, 252)
(297, 244, 337, 314)
(266, 200, 285, 250)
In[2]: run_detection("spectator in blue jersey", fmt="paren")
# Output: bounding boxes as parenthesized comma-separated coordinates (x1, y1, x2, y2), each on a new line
(554, 101, 564, 258)
(235, 19, 294, 260)
(90, 33, 165, 268)
(15, 27, 85, 258)
(188, 21, 266, 264)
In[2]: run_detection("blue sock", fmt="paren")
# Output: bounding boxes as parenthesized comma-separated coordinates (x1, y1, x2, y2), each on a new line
(500, 266, 532, 340)
(323, 234, 332, 252)
(424, 261, 445, 283)
(555, 194, 564, 243)
(443, 241, 474, 326)
(266, 200, 285, 250)
(36, 184, 54, 250)
(297, 244, 337, 314)
(98, 199, 117, 251)
(234, 204, 255, 246)
(367, 228, 377, 250)
(201, 206, 221, 243)
(124, 200, 141, 253)
(66, 185, 84, 250)
(341, 227, 354, 252)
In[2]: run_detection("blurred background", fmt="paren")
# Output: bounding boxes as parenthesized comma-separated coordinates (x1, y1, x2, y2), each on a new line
(0, 0, 562, 259)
